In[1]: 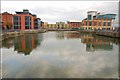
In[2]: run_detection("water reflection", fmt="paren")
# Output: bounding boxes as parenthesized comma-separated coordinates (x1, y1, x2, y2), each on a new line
(2, 33, 43, 55)
(14, 34, 43, 55)
(1, 31, 120, 54)
(56, 31, 119, 52)
(2, 31, 119, 78)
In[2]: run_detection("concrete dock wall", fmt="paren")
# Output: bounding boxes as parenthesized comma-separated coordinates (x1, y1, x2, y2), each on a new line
(95, 31, 120, 38)
(0, 29, 47, 41)
(0, 32, 24, 41)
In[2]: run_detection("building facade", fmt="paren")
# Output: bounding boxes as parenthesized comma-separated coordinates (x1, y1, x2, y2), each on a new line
(33, 14, 41, 29)
(82, 11, 116, 30)
(14, 34, 41, 55)
(43, 22, 48, 29)
(67, 20, 82, 29)
(13, 9, 42, 30)
(0, 12, 13, 30)
(40, 21, 44, 29)
(0, 14, 3, 30)
(56, 22, 68, 29)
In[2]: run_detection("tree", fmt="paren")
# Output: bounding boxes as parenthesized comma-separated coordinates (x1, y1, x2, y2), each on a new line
(6, 22, 13, 30)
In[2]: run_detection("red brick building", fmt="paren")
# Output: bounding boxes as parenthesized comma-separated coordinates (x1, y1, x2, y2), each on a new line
(13, 9, 34, 30)
(82, 18, 113, 30)
(13, 9, 42, 30)
(0, 12, 13, 29)
(67, 20, 82, 29)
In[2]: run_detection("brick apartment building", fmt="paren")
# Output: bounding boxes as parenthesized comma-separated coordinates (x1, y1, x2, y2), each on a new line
(0, 9, 43, 31)
(67, 20, 82, 29)
(13, 9, 42, 30)
(0, 12, 13, 30)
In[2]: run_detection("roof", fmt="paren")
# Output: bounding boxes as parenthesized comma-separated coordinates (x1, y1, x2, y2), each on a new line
(37, 18, 41, 20)
(87, 11, 97, 13)
(15, 12, 23, 14)
(2, 12, 12, 15)
(15, 11, 32, 15)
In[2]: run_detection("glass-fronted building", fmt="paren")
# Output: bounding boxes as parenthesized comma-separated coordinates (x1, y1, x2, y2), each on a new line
(82, 11, 116, 30)
(13, 9, 41, 30)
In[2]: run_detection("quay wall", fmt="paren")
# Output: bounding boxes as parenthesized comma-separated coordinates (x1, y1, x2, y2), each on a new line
(78, 30, 120, 38)
(95, 31, 120, 38)
(0, 29, 47, 41)
(1, 29, 119, 42)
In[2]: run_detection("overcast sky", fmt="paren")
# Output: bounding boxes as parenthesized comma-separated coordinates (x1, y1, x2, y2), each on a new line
(1, 1, 119, 24)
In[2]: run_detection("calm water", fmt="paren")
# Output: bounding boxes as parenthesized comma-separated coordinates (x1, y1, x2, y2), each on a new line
(1, 31, 119, 78)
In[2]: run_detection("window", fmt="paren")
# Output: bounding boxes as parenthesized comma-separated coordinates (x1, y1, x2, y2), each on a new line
(14, 26, 18, 29)
(89, 22, 92, 26)
(108, 22, 111, 26)
(103, 22, 106, 26)
(34, 19, 38, 22)
(88, 15, 92, 20)
(25, 22, 29, 26)
(34, 26, 38, 29)
(14, 22, 18, 25)
(25, 16, 29, 20)
(25, 16, 31, 22)
(34, 23, 38, 25)
(13, 16, 18, 21)
(25, 26, 30, 29)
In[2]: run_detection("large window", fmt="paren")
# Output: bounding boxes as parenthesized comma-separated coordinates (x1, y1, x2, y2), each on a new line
(25, 16, 31, 22)
(25, 16, 29, 20)
(25, 22, 30, 26)
(14, 22, 18, 25)
(89, 22, 92, 26)
(34, 26, 38, 29)
(25, 16, 31, 29)
(88, 15, 92, 20)
(25, 26, 30, 29)
(108, 22, 111, 26)
(103, 22, 106, 26)
(14, 26, 19, 29)
(13, 16, 18, 21)
(34, 19, 38, 22)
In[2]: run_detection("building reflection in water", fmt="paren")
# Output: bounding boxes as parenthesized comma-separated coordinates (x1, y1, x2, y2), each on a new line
(1, 33, 43, 55)
(56, 31, 80, 39)
(1, 31, 119, 55)
(14, 33, 43, 55)
(56, 31, 65, 40)
(56, 31, 119, 52)
(80, 33, 113, 52)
